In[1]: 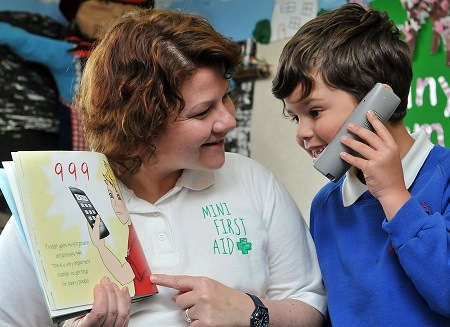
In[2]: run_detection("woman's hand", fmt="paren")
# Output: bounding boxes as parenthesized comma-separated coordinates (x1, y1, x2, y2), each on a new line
(151, 274, 254, 326)
(339, 110, 411, 219)
(63, 277, 131, 327)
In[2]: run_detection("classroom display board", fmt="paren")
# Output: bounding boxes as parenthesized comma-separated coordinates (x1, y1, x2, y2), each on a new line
(372, 0, 450, 147)
(225, 39, 257, 157)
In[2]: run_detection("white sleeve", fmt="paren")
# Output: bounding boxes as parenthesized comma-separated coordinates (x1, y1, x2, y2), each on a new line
(265, 176, 327, 316)
(0, 217, 57, 327)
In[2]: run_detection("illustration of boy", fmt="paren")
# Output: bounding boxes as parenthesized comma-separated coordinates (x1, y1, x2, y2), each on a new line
(88, 161, 156, 296)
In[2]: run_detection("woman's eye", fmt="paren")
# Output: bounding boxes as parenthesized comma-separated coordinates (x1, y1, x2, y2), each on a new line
(194, 108, 211, 118)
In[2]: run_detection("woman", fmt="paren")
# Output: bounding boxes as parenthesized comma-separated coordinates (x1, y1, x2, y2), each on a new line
(0, 9, 326, 327)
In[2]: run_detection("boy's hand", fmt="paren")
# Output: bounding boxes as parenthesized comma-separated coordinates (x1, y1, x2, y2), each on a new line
(339, 110, 411, 220)
(63, 277, 131, 327)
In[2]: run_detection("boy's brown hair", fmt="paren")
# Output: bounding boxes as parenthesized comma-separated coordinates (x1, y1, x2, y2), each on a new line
(272, 3, 412, 122)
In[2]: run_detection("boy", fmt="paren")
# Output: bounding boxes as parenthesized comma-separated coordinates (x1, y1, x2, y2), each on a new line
(272, 3, 450, 326)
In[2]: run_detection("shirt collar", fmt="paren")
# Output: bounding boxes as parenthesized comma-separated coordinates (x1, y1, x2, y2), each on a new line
(342, 130, 434, 207)
(118, 169, 215, 213)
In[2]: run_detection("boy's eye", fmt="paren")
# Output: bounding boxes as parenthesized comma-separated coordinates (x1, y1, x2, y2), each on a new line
(290, 115, 299, 123)
(310, 109, 322, 117)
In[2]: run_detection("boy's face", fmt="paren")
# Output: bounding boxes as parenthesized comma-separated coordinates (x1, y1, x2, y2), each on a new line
(284, 73, 358, 162)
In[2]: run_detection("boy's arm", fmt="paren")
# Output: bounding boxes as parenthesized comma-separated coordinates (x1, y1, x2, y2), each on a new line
(382, 191, 450, 317)
(340, 110, 450, 316)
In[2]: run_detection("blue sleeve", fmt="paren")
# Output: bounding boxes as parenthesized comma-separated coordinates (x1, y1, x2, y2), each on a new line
(0, 22, 79, 102)
(382, 167, 450, 317)
(0, 22, 74, 72)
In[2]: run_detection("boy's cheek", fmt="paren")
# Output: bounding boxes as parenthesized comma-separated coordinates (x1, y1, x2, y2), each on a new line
(321, 125, 343, 145)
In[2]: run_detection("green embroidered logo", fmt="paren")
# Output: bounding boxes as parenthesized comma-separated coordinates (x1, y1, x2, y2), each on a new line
(202, 202, 249, 255)
(237, 238, 252, 255)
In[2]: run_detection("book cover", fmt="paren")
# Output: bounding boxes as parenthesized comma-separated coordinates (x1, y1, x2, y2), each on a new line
(0, 151, 157, 323)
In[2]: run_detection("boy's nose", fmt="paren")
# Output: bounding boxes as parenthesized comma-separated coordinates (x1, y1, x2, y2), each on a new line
(296, 120, 314, 144)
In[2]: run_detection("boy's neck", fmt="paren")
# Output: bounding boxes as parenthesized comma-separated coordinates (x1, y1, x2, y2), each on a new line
(385, 121, 415, 159)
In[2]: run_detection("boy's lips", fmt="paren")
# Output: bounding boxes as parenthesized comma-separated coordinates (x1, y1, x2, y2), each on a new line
(310, 147, 325, 162)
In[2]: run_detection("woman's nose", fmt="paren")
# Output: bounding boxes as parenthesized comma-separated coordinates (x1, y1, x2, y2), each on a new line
(213, 102, 236, 133)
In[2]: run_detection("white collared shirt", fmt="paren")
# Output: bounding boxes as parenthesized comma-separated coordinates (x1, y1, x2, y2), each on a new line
(342, 130, 434, 207)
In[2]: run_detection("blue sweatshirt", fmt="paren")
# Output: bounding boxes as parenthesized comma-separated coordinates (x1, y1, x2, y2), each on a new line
(310, 144, 450, 326)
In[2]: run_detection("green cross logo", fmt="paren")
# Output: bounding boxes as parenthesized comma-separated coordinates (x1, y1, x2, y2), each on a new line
(237, 238, 252, 254)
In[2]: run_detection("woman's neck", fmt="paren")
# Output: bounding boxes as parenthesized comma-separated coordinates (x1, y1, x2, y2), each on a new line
(119, 164, 183, 204)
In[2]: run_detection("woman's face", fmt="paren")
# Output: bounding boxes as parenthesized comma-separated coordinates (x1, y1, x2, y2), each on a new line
(152, 67, 236, 172)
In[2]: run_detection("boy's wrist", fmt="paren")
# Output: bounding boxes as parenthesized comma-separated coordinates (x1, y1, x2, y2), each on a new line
(380, 190, 411, 221)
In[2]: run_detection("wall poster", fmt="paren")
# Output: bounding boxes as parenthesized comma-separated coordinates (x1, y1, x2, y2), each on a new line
(373, 0, 449, 147)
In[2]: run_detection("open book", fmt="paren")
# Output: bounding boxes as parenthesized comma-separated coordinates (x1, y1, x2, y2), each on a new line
(0, 151, 158, 323)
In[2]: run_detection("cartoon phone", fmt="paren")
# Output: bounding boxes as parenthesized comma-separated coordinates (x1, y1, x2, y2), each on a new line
(313, 83, 401, 182)
(69, 186, 110, 239)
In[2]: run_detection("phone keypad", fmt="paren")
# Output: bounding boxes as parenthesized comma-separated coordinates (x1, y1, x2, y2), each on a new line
(78, 202, 98, 222)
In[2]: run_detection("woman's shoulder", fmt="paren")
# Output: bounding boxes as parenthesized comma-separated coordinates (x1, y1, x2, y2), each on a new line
(223, 152, 273, 175)
(224, 152, 266, 166)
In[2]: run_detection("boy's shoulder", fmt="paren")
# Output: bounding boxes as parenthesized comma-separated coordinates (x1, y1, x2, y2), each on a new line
(311, 178, 343, 209)
(423, 145, 450, 172)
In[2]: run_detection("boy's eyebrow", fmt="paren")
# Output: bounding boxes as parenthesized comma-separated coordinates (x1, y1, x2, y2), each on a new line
(286, 96, 314, 107)
(285, 108, 295, 116)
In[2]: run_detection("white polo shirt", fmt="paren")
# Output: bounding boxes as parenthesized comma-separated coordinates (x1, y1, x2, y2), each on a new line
(0, 152, 326, 326)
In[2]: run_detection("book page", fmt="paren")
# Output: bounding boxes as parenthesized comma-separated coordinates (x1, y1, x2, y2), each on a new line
(0, 163, 26, 241)
(12, 151, 145, 314)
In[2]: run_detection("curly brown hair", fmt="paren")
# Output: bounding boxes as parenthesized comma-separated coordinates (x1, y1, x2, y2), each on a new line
(75, 8, 242, 175)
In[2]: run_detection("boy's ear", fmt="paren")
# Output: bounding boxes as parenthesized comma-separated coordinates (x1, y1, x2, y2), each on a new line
(383, 84, 393, 92)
